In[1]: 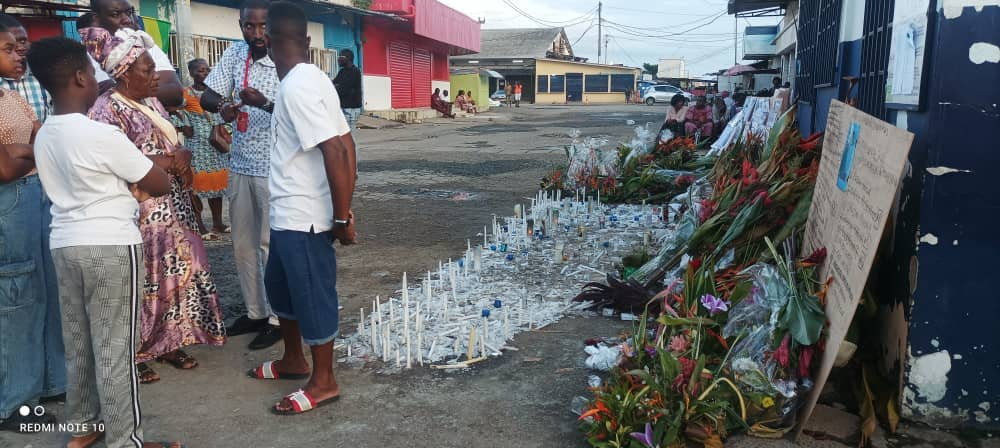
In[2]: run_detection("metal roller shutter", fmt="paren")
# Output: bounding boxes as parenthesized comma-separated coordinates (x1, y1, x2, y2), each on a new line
(389, 41, 413, 108)
(412, 48, 432, 108)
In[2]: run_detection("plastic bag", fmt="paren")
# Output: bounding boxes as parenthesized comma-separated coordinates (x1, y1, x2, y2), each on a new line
(727, 326, 779, 394)
(623, 124, 656, 166)
(584, 344, 621, 371)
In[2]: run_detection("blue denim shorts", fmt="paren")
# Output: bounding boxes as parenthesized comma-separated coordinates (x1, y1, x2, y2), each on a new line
(264, 229, 339, 346)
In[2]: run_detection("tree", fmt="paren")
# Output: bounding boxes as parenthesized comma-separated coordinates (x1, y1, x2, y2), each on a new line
(642, 62, 658, 75)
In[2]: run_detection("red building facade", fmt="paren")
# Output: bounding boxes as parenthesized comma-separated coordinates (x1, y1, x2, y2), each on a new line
(363, 0, 479, 110)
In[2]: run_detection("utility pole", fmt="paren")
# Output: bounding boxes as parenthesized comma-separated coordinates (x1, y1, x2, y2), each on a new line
(604, 34, 610, 64)
(597, 1, 602, 64)
(734, 15, 738, 64)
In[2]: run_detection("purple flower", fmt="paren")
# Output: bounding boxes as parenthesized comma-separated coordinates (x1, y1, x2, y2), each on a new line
(630, 422, 655, 447)
(700, 294, 729, 315)
(644, 345, 657, 357)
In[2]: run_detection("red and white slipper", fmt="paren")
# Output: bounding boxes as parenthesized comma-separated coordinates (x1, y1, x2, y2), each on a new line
(272, 389, 340, 415)
(246, 361, 310, 381)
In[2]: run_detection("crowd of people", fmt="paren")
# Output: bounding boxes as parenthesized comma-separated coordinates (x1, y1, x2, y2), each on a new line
(655, 81, 780, 142)
(0, 0, 358, 446)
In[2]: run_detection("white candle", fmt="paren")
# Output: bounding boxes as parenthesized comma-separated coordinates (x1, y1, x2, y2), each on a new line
(359, 307, 365, 333)
(481, 317, 488, 357)
(382, 324, 389, 362)
(403, 272, 411, 368)
(370, 312, 377, 353)
(416, 312, 423, 366)
(483, 225, 488, 248)
(514, 204, 522, 219)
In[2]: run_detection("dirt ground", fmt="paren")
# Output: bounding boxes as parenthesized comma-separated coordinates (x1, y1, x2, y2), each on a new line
(7, 104, 971, 447)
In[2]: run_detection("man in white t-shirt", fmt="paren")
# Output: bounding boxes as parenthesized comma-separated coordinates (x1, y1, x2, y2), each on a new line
(244, 2, 356, 416)
(87, 0, 183, 107)
(27, 37, 181, 448)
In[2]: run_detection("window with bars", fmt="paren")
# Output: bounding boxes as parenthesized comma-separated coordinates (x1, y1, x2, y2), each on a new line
(795, 0, 819, 102)
(584, 74, 610, 93)
(550, 75, 565, 93)
(858, 0, 894, 120)
(795, 0, 843, 102)
(814, 0, 843, 86)
(537, 75, 549, 93)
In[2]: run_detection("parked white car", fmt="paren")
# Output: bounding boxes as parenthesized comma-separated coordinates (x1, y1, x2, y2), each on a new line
(643, 84, 693, 105)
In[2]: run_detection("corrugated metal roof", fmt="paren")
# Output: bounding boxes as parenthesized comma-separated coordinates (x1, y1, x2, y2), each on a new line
(452, 28, 563, 60)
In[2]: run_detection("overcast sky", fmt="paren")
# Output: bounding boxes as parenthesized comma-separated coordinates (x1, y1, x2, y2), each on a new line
(438, 0, 781, 77)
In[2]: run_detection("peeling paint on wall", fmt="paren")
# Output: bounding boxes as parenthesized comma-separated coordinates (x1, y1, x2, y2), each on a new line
(919, 233, 939, 245)
(969, 42, 1000, 64)
(941, 0, 1000, 19)
(927, 166, 973, 176)
(911, 350, 952, 401)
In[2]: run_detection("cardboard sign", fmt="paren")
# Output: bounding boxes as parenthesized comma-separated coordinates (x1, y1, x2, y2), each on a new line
(796, 100, 914, 434)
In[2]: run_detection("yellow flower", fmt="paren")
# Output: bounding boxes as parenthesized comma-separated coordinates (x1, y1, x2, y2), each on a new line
(761, 396, 775, 408)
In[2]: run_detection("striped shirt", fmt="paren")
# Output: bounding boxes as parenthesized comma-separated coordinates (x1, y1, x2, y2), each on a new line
(3, 69, 49, 123)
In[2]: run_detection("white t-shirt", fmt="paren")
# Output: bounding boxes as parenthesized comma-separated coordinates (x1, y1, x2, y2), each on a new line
(91, 34, 174, 83)
(34, 113, 154, 249)
(269, 63, 351, 233)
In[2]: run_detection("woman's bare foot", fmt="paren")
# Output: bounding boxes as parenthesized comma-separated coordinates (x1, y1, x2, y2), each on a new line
(67, 431, 104, 448)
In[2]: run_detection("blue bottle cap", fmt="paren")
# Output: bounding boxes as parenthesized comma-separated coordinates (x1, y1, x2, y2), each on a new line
(490, 244, 497, 251)
(494, 299, 502, 308)
(482, 309, 491, 317)
(505, 254, 514, 261)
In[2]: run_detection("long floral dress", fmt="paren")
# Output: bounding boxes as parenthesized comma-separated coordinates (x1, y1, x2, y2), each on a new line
(89, 89, 226, 362)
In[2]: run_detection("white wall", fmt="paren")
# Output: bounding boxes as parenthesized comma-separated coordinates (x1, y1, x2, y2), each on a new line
(840, 0, 866, 42)
(363, 75, 392, 111)
(432, 80, 451, 97)
(190, 2, 325, 47)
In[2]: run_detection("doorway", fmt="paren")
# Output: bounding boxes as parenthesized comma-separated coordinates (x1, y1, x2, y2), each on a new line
(566, 73, 583, 102)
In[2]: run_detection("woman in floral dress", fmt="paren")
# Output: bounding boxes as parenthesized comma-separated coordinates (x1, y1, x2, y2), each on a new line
(83, 28, 225, 383)
(180, 58, 230, 239)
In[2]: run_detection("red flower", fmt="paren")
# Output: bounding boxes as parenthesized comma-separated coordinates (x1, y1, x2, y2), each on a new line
(798, 345, 816, 378)
(799, 247, 827, 267)
(698, 200, 716, 223)
(675, 175, 695, 187)
(672, 357, 697, 392)
(774, 334, 791, 368)
(755, 190, 773, 207)
(689, 257, 703, 271)
(741, 159, 760, 186)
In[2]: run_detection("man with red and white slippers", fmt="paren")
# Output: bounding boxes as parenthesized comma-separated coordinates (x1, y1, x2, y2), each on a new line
(244, 1, 357, 415)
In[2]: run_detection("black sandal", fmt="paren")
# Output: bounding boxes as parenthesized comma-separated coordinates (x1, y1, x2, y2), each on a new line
(137, 362, 160, 384)
(157, 350, 199, 370)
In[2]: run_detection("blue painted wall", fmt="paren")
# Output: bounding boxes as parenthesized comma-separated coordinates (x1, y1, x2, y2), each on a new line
(898, 4, 999, 428)
(797, 1, 1000, 429)
(320, 11, 363, 69)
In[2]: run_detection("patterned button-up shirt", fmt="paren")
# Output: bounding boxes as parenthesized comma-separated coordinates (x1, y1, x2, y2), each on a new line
(3, 68, 50, 123)
(204, 41, 279, 177)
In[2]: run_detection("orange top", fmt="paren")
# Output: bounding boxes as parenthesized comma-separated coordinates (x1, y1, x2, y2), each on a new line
(182, 87, 205, 115)
(514, 84, 523, 94)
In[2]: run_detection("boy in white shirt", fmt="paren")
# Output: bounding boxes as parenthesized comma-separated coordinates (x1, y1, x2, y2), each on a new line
(27, 37, 181, 448)
(245, 2, 356, 415)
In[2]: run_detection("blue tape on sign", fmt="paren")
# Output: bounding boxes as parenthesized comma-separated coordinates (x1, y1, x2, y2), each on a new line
(837, 122, 861, 192)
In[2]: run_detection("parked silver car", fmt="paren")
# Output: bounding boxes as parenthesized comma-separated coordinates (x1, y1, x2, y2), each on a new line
(643, 84, 693, 105)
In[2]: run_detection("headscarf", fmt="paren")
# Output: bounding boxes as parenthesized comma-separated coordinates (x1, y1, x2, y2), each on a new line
(80, 27, 155, 80)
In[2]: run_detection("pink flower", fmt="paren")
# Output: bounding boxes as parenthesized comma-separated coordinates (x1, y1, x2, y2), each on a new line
(668, 335, 691, 354)
(798, 345, 816, 378)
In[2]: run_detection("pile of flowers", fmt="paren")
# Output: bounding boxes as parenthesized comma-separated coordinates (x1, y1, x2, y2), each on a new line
(577, 108, 833, 446)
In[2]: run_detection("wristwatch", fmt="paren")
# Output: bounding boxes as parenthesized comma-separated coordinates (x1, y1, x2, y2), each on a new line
(333, 218, 350, 228)
(261, 99, 274, 113)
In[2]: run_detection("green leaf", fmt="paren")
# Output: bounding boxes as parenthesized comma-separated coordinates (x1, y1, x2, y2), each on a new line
(656, 315, 718, 327)
(781, 294, 825, 345)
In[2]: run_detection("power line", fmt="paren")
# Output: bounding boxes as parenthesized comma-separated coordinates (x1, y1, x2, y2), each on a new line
(498, 0, 596, 28)
(608, 35, 639, 66)
(600, 11, 728, 39)
(602, 9, 726, 32)
(571, 20, 597, 47)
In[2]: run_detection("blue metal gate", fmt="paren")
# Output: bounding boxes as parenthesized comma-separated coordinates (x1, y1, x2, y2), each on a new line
(566, 73, 583, 102)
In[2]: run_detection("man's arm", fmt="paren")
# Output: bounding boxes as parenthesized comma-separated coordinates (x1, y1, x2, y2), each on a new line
(134, 162, 171, 197)
(318, 133, 357, 244)
(0, 143, 34, 183)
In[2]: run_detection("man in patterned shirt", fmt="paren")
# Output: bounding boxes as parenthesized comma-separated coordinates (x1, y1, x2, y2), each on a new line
(201, 0, 282, 350)
(0, 14, 49, 122)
